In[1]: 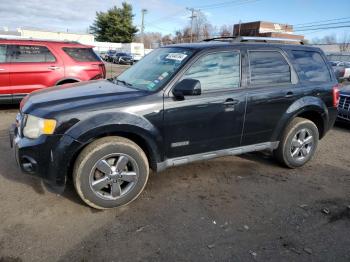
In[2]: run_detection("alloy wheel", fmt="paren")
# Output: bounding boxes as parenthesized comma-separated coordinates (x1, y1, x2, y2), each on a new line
(290, 128, 314, 161)
(89, 153, 139, 200)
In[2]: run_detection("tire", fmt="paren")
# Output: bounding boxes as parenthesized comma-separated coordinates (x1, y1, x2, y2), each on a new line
(73, 136, 149, 209)
(274, 117, 319, 168)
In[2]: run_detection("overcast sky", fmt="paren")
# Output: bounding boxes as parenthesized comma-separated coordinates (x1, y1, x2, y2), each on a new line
(1, 0, 349, 41)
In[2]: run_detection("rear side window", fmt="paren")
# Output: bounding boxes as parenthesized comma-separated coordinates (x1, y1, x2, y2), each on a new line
(63, 47, 100, 62)
(249, 51, 291, 85)
(291, 50, 331, 82)
(8, 45, 56, 63)
(0, 45, 6, 63)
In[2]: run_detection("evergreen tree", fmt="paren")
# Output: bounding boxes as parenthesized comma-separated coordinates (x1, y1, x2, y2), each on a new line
(90, 3, 138, 43)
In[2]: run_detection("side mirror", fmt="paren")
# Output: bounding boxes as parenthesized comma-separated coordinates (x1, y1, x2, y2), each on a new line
(172, 79, 201, 100)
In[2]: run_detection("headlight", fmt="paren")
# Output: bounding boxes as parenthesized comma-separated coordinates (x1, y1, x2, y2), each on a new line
(23, 115, 57, 139)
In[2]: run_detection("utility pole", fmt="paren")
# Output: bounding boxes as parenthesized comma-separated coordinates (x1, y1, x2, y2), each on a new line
(186, 8, 198, 43)
(238, 20, 242, 36)
(141, 9, 147, 48)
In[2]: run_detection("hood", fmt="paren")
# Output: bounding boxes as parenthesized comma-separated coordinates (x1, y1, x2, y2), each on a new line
(21, 79, 147, 116)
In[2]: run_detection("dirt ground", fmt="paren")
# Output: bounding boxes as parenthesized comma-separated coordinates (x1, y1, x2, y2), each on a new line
(0, 68, 349, 261)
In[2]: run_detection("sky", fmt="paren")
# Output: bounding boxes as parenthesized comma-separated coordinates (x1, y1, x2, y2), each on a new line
(1, 0, 349, 42)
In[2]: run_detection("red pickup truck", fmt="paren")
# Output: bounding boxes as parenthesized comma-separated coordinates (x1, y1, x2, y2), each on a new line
(0, 39, 106, 104)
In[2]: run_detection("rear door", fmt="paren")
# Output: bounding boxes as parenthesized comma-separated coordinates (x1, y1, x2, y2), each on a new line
(61, 47, 105, 80)
(8, 44, 64, 97)
(0, 44, 11, 102)
(241, 48, 303, 145)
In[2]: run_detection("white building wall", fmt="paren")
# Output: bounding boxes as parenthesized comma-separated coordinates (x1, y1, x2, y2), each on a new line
(18, 29, 95, 44)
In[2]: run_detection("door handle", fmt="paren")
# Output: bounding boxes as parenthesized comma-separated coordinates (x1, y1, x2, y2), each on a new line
(223, 99, 239, 106)
(285, 91, 294, 98)
(0, 68, 5, 71)
(48, 66, 60, 70)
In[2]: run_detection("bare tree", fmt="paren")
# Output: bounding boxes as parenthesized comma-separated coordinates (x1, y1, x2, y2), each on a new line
(174, 30, 183, 43)
(220, 25, 233, 37)
(140, 32, 162, 49)
(311, 34, 336, 44)
(161, 34, 174, 45)
(339, 33, 350, 52)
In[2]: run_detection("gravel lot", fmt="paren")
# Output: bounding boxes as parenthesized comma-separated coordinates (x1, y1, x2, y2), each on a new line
(0, 67, 349, 261)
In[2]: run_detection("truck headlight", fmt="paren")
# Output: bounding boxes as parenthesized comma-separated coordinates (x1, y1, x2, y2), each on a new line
(23, 115, 57, 139)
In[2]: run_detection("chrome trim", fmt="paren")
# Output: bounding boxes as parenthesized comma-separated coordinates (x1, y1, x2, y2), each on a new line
(157, 141, 279, 172)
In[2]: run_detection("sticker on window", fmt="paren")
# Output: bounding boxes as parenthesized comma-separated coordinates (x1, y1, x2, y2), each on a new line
(166, 53, 188, 61)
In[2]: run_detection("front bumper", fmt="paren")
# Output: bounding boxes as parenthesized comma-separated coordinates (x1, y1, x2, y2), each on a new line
(10, 123, 82, 187)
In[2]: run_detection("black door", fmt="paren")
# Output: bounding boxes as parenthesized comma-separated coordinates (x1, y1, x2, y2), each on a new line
(241, 48, 303, 146)
(163, 50, 247, 158)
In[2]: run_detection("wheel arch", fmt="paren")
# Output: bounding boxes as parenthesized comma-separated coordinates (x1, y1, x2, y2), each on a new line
(64, 113, 163, 177)
(56, 78, 81, 85)
(272, 96, 329, 142)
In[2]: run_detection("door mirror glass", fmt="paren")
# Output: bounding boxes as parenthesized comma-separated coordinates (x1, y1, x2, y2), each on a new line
(173, 79, 201, 99)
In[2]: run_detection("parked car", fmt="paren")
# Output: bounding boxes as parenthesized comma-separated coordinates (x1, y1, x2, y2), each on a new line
(337, 85, 350, 122)
(330, 61, 350, 81)
(132, 53, 143, 62)
(105, 50, 117, 62)
(10, 37, 339, 209)
(96, 51, 107, 61)
(0, 39, 106, 104)
(112, 52, 134, 65)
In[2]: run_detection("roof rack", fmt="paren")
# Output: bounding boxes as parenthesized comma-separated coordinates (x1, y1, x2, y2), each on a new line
(203, 36, 304, 45)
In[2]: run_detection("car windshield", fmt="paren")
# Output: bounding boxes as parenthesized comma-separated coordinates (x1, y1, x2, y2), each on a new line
(115, 47, 194, 91)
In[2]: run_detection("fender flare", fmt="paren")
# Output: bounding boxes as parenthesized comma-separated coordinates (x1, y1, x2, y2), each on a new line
(271, 96, 329, 141)
(65, 112, 163, 168)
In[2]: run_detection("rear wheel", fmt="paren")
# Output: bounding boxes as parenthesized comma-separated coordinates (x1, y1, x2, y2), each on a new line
(274, 117, 319, 168)
(73, 136, 149, 209)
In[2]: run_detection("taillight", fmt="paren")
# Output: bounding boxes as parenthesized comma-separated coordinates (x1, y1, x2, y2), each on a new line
(333, 84, 340, 107)
(99, 64, 106, 78)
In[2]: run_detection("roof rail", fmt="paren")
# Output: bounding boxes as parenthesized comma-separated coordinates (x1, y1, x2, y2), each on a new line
(203, 36, 304, 45)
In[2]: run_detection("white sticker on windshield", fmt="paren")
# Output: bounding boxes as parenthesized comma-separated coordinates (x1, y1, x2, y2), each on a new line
(166, 53, 188, 61)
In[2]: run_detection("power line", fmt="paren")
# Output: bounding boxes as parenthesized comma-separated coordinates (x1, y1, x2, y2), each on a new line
(145, 0, 262, 29)
(197, 0, 263, 10)
(295, 24, 350, 32)
(195, 0, 245, 9)
(294, 20, 350, 29)
(293, 16, 350, 27)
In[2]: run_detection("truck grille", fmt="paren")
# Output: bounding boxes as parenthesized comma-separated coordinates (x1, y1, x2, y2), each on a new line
(338, 94, 350, 120)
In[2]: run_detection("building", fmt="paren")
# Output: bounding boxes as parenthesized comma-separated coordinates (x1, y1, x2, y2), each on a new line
(233, 21, 304, 41)
(0, 28, 94, 44)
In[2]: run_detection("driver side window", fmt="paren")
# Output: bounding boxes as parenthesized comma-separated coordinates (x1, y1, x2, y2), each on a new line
(181, 51, 240, 92)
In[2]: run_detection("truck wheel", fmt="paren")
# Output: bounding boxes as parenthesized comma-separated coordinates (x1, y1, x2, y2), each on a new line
(274, 117, 319, 168)
(73, 136, 149, 209)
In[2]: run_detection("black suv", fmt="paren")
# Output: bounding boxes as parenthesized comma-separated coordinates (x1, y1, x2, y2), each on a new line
(112, 52, 134, 65)
(10, 38, 339, 209)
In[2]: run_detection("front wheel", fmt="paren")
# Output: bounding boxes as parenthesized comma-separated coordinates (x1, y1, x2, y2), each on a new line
(73, 136, 149, 209)
(274, 117, 319, 168)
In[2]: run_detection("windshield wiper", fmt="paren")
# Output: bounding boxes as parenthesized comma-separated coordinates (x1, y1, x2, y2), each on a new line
(114, 78, 133, 87)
